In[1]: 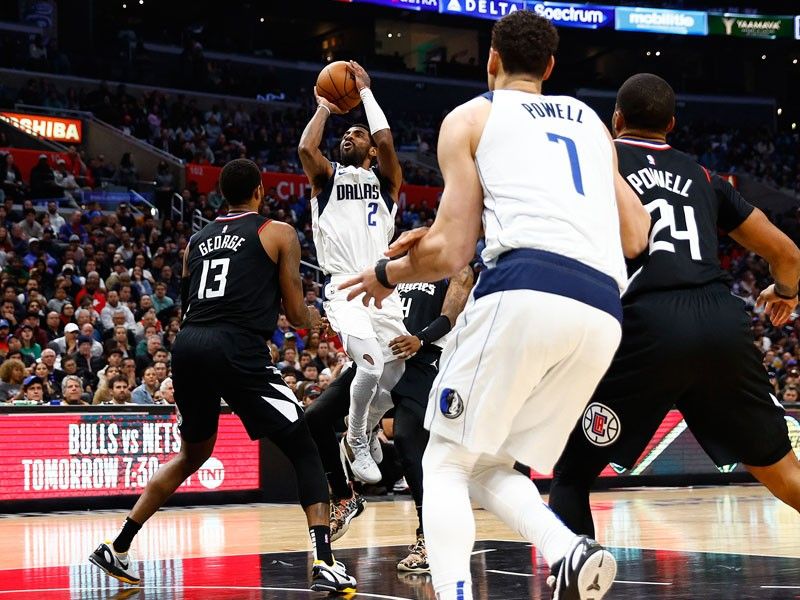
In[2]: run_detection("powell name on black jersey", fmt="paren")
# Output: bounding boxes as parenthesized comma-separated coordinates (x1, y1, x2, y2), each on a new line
(615, 138, 754, 300)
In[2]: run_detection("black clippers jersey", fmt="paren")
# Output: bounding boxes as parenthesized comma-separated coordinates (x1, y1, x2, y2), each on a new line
(396, 280, 448, 349)
(182, 212, 280, 337)
(615, 138, 754, 300)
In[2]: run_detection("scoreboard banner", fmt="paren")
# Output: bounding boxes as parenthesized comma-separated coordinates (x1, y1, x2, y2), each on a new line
(708, 14, 795, 39)
(0, 412, 259, 501)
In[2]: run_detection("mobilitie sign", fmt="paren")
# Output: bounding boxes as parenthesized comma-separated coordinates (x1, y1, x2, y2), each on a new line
(708, 13, 794, 39)
(615, 7, 708, 36)
(529, 2, 614, 29)
(441, 0, 524, 20)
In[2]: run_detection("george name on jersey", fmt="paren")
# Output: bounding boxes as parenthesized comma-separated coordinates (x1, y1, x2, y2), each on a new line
(336, 183, 381, 201)
(625, 168, 692, 198)
(196, 234, 245, 256)
(521, 101, 584, 123)
(397, 282, 436, 295)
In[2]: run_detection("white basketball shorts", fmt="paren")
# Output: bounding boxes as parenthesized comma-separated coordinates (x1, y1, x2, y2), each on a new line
(324, 274, 408, 362)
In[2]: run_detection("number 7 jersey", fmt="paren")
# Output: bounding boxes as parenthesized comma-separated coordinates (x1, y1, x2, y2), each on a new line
(476, 90, 626, 289)
(311, 161, 396, 276)
(182, 211, 281, 337)
(614, 137, 754, 300)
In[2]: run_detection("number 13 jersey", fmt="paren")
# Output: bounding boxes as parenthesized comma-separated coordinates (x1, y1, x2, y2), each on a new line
(183, 211, 281, 337)
(614, 137, 754, 301)
(476, 90, 626, 289)
(311, 161, 396, 276)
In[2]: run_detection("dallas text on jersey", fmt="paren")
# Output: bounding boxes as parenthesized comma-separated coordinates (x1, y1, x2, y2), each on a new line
(196, 234, 246, 256)
(335, 182, 381, 201)
(625, 167, 693, 198)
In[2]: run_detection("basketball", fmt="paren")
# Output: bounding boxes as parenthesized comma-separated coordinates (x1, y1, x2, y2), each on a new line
(316, 61, 362, 112)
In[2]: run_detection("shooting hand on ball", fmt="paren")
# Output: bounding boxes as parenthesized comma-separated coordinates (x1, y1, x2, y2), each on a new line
(314, 86, 346, 115)
(347, 61, 370, 91)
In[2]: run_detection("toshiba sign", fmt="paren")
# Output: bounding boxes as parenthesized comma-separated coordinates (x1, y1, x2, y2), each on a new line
(0, 112, 82, 143)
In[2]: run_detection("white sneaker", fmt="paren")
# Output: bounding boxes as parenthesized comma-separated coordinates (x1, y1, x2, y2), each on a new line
(369, 429, 383, 464)
(89, 541, 140, 585)
(341, 436, 382, 484)
(393, 476, 409, 493)
(311, 558, 357, 592)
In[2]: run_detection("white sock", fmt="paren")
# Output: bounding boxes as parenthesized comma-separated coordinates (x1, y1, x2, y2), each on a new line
(469, 460, 577, 566)
(422, 434, 477, 600)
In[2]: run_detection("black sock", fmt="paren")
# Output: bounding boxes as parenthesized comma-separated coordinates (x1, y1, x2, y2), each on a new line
(310, 525, 334, 566)
(113, 517, 142, 553)
(327, 473, 352, 501)
(416, 505, 423, 537)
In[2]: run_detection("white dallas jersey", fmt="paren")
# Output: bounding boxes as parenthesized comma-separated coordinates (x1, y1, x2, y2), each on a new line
(311, 161, 396, 275)
(476, 90, 626, 289)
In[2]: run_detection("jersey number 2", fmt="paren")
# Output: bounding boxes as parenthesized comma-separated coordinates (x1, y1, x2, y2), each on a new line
(547, 132, 584, 196)
(198, 258, 230, 299)
(367, 202, 378, 226)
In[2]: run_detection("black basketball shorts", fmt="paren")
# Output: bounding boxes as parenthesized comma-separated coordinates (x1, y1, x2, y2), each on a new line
(392, 349, 441, 421)
(171, 325, 304, 443)
(558, 282, 790, 470)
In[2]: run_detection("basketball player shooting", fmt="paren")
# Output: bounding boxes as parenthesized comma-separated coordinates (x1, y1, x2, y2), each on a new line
(299, 61, 409, 486)
(340, 12, 650, 600)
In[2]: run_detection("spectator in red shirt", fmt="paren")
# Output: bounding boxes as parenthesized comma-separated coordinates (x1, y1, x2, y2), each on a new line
(75, 271, 106, 313)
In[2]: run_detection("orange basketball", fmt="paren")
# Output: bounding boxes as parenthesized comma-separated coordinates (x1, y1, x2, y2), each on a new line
(316, 61, 362, 113)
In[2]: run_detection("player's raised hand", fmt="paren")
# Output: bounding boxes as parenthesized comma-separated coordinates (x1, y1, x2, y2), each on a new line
(340, 268, 394, 309)
(386, 227, 429, 258)
(389, 335, 421, 359)
(314, 86, 346, 115)
(757, 284, 798, 326)
(347, 61, 370, 91)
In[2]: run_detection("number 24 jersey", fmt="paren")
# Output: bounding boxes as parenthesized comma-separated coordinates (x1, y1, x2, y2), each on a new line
(614, 138, 754, 300)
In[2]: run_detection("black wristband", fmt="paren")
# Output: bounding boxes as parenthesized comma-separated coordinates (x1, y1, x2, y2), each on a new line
(417, 315, 452, 346)
(180, 277, 190, 308)
(775, 287, 798, 300)
(374, 259, 396, 289)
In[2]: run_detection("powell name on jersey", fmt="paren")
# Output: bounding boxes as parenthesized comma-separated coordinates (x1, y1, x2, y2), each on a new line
(615, 138, 754, 299)
(311, 161, 396, 276)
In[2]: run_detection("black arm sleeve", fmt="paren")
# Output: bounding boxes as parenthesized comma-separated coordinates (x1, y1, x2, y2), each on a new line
(180, 277, 190, 309)
(417, 315, 452, 346)
(713, 175, 754, 232)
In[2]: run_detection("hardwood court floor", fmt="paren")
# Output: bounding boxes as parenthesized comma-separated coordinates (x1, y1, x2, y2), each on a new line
(1, 485, 799, 598)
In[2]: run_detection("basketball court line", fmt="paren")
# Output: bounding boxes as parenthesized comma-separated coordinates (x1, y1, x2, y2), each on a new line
(0, 585, 413, 599)
(486, 569, 671, 586)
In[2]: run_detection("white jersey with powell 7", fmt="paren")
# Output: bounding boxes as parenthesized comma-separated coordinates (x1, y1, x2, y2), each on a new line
(311, 161, 396, 276)
(425, 91, 625, 473)
(476, 90, 626, 289)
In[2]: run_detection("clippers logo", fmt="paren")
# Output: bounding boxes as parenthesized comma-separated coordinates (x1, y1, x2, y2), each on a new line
(197, 457, 225, 489)
(582, 403, 620, 446)
(439, 388, 464, 419)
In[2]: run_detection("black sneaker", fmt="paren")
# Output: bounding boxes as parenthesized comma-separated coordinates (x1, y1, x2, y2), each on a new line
(89, 541, 140, 585)
(547, 536, 616, 600)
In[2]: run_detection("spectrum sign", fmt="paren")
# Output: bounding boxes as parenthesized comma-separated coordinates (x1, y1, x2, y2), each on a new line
(530, 2, 614, 29)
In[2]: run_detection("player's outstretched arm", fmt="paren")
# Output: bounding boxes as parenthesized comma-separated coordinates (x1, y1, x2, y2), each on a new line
(441, 265, 474, 326)
(727, 201, 800, 326)
(298, 89, 337, 195)
(608, 129, 650, 258)
(348, 61, 402, 196)
(262, 221, 320, 329)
